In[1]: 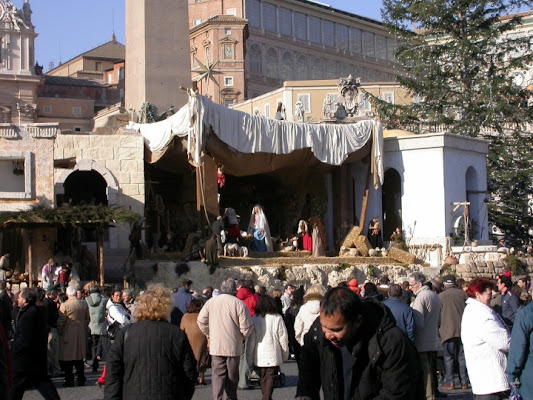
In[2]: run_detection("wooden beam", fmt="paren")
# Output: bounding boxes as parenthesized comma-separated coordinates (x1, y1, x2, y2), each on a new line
(26, 229, 33, 288)
(359, 161, 373, 231)
(97, 229, 104, 287)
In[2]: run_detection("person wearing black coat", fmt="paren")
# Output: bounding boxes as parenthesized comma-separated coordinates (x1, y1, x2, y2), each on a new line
(10, 288, 60, 400)
(295, 287, 424, 400)
(104, 285, 197, 400)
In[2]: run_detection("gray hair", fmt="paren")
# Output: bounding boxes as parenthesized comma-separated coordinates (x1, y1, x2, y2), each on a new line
(66, 286, 77, 296)
(220, 278, 236, 294)
(122, 288, 133, 297)
(409, 272, 426, 285)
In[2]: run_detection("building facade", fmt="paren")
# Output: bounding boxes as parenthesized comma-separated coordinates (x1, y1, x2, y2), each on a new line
(188, 0, 400, 105)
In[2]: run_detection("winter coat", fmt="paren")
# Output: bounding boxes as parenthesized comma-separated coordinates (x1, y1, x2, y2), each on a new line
(173, 288, 193, 315)
(438, 286, 467, 343)
(106, 299, 132, 328)
(506, 302, 533, 399)
(461, 298, 510, 395)
(197, 293, 253, 357)
(86, 292, 108, 335)
(383, 297, 415, 341)
(411, 285, 441, 352)
(57, 297, 90, 361)
(180, 312, 208, 368)
(11, 304, 48, 377)
(236, 287, 259, 316)
(294, 299, 320, 346)
(247, 313, 288, 367)
(104, 320, 197, 400)
(501, 289, 520, 327)
(296, 299, 424, 400)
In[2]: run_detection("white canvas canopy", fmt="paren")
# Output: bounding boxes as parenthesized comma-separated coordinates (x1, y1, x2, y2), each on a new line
(129, 92, 384, 186)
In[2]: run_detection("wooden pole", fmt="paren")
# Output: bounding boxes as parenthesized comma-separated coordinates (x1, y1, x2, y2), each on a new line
(97, 228, 104, 287)
(26, 229, 33, 288)
(359, 160, 373, 232)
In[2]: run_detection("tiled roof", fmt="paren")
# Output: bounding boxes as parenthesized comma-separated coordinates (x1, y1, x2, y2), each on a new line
(42, 76, 105, 87)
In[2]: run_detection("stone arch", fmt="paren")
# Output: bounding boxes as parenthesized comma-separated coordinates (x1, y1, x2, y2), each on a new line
(55, 159, 120, 247)
(248, 43, 262, 75)
(296, 55, 309, 80)
(281, 51, 294, 81)
(311, 57, 323, 79)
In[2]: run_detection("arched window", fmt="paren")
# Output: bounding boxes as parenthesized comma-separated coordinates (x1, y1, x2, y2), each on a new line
(311, 58, 323, 79)
(248, 43, 262, 75)
(297, 55, 309, 80)
(281, 52, 293, 81)
(265, 48, 278, 78)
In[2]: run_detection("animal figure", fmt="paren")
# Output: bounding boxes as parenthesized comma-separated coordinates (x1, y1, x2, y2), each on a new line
(223, 243, 248, 257)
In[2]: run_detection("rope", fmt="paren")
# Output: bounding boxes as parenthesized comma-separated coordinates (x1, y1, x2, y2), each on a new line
(408, 243, 443, 266)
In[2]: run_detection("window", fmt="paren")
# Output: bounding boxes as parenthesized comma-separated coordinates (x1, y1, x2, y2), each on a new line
(224, 28, 232, 35)
(350, 28, 362, 53)
(95, 62, 102, 71)
(226, 8, 237, 16)
(311, 58, 323, 79)
(363, 31, 375, 57)
(192, 52, 198, 67)
(323, 20, 335, 47)
(205, 46, 210, 62)
(265, 48, 278, 78)
(297, 55, 308, 79)
(281, 52, 293, 80)
(279, 7, 292, 36)
(375, 35, 387, 60)
(359, 94, 371, 111)
(262, 3, 276, 32)
(108, 74, 113, 84)
(265, 104, 270, 118)
(223, 44, 234, 59)
(294, 12, 307, 40)
(336, 24, 349, 50)
(297, 94, 311, 113)
(43, 105, 52, 114)
(309, 17, 322, 44)
(224, 76, 234, 86)
(387, 38, 397, 61)
(119, 67, 125, 79)
(72, 107, 81, 116)
(224, 99, 234, 107)
(74, 127, 82, 132)
(246, 0, 260, 27)
(0, 105, 11, 123)
(193, 18, 202, 27)
(0, 151, 33, 199)
(382, 92, 394, 104)
(249, 44, 262, 75)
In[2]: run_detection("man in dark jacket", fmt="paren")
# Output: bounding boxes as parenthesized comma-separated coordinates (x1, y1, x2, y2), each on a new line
(439, 275, 468, 390)
(10, 288, 60, 400)
(295, 287, 424, 400)
(383, 284, 415, 341)
(497, 275, 520, 328)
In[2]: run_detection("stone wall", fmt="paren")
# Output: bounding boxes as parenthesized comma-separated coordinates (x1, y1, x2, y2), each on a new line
(452, 257, 533, 280)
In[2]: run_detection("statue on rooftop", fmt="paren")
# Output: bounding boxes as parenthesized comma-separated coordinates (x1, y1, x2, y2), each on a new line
(3, 0, 30, 31)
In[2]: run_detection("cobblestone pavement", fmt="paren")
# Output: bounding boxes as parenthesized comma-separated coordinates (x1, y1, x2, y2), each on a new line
(22, 360, 475, 400)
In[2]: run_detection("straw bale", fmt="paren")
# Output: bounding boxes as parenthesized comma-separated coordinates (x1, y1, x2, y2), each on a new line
(341, 226, 362, 248)
(388, 247, 416, 264)
(354, 235, 372, 257)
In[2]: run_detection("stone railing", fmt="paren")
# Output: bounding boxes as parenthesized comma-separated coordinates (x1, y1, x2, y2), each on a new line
(0, 123, 18, 138)
(26, 123, 59, 138)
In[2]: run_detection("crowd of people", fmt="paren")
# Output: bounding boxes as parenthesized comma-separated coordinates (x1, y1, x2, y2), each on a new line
(0, 268, 531, 400)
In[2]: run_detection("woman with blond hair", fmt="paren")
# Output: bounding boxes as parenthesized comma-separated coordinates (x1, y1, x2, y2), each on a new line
(294, 284, 326, 346)
(104, 285, 197, 400)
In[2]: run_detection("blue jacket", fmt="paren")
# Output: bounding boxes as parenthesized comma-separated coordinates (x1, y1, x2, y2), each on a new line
(507, 302, 533, 400)
(501, 290, 520, 327)
(173, 288, 193, 314)
(383, 297, 415, 341)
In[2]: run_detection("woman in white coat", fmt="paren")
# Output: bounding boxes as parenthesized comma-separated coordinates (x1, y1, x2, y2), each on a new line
(247, 295, 288, 400)
(294, 284, 326, 347)
(461, 278, 510, 399)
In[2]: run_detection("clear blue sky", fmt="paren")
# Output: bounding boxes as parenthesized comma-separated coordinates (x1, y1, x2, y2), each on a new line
(27, 0, 383, 73)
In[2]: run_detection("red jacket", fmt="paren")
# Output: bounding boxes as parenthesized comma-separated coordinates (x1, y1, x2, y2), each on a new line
(236, 288, 259, 317)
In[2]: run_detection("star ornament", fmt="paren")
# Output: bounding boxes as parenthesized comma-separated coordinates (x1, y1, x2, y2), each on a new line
(192, 56, 222, 92)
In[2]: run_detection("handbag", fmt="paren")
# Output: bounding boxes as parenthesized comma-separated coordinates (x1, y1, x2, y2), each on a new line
(103, 320, 121, 340)
(509, 381, 521, 400)
(199, 350, 211, 369)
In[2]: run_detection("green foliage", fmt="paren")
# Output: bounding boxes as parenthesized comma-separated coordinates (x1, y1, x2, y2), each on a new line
(505, 255, 526, 276)
(0, 204, 140, 229)
(368, 264, 376, 278)
(138, 102, 175, 123)
(377, 0, 533, 245)
(339, 263, 352, 272)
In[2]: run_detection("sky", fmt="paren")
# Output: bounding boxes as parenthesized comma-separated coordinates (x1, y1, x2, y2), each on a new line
(25, 0, 383, 73)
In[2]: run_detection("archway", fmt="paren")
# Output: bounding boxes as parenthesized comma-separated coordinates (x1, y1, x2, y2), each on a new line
(63, 170, 108, 206)
(465, 166, 482, 240)
(382, 168, 402, 239)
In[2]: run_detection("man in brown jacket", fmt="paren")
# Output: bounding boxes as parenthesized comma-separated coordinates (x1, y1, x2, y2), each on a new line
(197, 278, 253, 400)
(57, 285, 90, 387)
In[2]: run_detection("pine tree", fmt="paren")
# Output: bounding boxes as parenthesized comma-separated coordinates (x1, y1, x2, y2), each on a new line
(375, 0, 533, 245)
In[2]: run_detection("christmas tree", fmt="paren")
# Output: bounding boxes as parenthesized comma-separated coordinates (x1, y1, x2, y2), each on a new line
(375, 0, 533, 245)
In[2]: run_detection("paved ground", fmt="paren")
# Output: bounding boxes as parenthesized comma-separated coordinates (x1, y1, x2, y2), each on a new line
(22, 360, 474, 400)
